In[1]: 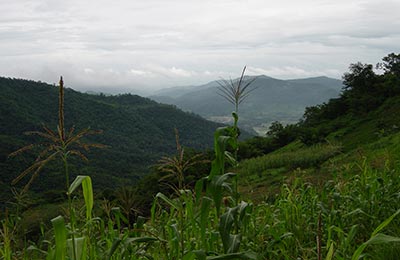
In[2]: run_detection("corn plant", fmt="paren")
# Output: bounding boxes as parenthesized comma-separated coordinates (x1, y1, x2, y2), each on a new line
(148, 67, 258, 259)
(9, 77, 105, 260)
(351, 209, 400, 260)
(216, 67, 257, 206)
(5, 71, 400, 260)
(157, 128, 207, 193)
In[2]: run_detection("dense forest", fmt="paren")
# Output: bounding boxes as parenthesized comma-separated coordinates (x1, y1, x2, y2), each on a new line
(0, 79, 221, 205)
(1, 53, 400, 259)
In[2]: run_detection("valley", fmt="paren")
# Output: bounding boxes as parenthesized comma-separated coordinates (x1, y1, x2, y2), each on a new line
(150, 75, 343, 134)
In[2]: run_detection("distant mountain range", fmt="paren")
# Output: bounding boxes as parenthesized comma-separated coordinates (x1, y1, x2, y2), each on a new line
(150, 75, 344, 134)
(0, 77, 221, 201)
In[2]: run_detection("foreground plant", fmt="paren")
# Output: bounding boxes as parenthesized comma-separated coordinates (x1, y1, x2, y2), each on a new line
(9, 77, 105, 260)
(216, 66, 257, 205)
(10, 76, 105, 192)
(148, 68, 258, 259)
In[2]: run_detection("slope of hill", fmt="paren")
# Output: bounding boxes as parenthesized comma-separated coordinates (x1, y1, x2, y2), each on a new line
(235, 55, 400, 202)
(0, 77, 222, 203)
(150, 75, 343, 134)
(238, 95, 400, 202)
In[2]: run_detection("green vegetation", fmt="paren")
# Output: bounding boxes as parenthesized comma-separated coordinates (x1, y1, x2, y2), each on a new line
(0, 77, 221, 205)
(1, 53, 400, 259)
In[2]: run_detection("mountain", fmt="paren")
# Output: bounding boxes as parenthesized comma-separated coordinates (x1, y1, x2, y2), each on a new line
(153, 81, 219, 98)
(150, 75, 343, 134)
(0, 77, 222, 202)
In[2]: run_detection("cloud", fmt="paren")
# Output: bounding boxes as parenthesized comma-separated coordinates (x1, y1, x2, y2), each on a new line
(0, 0, 399, 91)
(130, 69, 153, 77)
(247, 66, 341, 79)
(83, 68, 94, 74)
(169, 67, 195, 77)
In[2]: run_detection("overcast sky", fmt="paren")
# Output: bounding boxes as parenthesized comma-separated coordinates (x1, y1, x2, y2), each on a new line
(1, 0, 399, 94)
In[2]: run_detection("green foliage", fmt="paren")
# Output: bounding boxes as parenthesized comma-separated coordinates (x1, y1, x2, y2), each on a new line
(238, 142, 342, 174)
(379, 52, 400, 76)
(0, 214, 14, 260)
(67, 176, 94, 221)
(237, 122, 300, 161)
(351, 210, 400, 260)
(2, 53, 400, 259)
(300, 53, 400, 145)
(51, 216, 67, 260)
(0, 77, 221, 205)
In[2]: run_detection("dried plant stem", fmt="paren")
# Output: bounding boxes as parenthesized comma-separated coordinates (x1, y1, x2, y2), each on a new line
(59, 76, 65, 141)
(58, 77, 77, 260)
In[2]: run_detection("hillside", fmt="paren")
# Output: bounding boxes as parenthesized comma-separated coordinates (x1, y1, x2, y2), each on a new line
(235, 54, 400, 202)
(237, 95, 400, 202)
(0, 77, 221, 203)
(150, 75, 343, 134)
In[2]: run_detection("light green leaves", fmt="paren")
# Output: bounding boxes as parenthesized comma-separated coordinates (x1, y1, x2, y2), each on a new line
(351, 209, 400, 260)
(51, 216, 67, 260)
(68, 175, 93, 220)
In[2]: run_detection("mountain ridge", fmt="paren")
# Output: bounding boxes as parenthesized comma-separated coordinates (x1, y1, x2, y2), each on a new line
(149, 75, 343, 134)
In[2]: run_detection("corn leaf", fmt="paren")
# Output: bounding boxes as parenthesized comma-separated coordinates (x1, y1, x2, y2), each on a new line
(51, 215, 67, 260)
(206, 251, 257, 259)
(67, 175, 93, 220)
(67, 237, 86, 260)
(352, 209, 400, 260)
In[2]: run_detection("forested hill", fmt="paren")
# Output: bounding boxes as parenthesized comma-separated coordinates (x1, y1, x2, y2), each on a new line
(0, 77, 221, 199)
(150, 75, 343, 134)
(237, 53, 400, 162)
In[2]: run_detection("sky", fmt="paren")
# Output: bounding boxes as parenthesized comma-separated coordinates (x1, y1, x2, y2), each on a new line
(1, 0, 399, 94)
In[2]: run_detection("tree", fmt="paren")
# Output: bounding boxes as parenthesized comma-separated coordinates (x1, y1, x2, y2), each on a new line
(342, 62, 382, 113)
(267, 121, 298, 147)
(343, 62, 377, 94)
(266, 121, 284, 138)
(380, 53, 400, 76)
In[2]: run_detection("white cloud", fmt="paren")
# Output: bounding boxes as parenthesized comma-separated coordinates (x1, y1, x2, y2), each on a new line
(247, 66, 341, 79)
(130, 69, 152, 77)
(0, 0, 399, 91)
(84, 68, 94, 74)
(169, 67, 195, 77)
